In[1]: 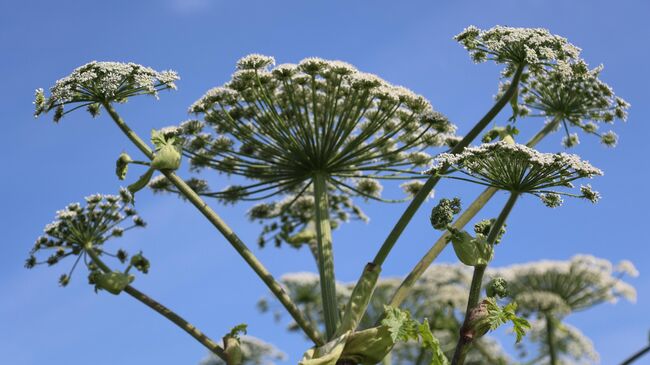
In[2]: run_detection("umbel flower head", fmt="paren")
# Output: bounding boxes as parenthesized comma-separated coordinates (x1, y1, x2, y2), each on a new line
(493, 255, 638, 316)
(182, 54, 456, 201)
(508, 60, 630, 147)
(25, 189, 150, 293)
(425, 141, 603, 207)
(34, 61, 179, 122)
(173, 54, 457, 245)
(455, 25, 581, 76)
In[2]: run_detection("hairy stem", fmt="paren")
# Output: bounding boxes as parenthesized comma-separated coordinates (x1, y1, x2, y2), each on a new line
(83, 244, 227, 360)
(102, 102, 324, 345)
(546, 313, 558, 365)
(388, 117, 562, 309)
(313, 172, 340, 339)
(451, 192, 519, 365)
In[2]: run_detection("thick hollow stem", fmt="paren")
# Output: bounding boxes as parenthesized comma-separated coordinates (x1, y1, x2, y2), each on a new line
(545, 314, 558, 365)
(313, 172, 340, 339)
(451, 193, 519, 365)
(102, 102, 324, 346)
(370, 63, 525, 268)
(387, 117, 562, 309)
(83, 244, 226, 360)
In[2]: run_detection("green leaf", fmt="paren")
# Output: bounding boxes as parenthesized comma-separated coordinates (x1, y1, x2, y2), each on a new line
(380, 306, 419, 343)
(418, 320, 449, 365)
(227, 323, 248, 339)
(483, 298, 531, 343)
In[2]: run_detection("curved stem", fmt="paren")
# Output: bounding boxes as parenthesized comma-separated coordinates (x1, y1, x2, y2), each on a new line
(83, 244, 226, 360)
(102, 102, 324, 346)
(620, 344, 650, 365)
(545, 313, 558, 365)
(370, 63, 525, 268)
(388, 116, 562, 309)
(451, 192, 519, 365)
(313, 172, 340, 339)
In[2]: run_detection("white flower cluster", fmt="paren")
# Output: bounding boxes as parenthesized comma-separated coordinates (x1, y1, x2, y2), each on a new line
(455, 26, 581, 72)
(182, 54, 458, 205)
(426, 141, 602, 205)
(35, 61, 179, 121)
(179, 54, 460, 247)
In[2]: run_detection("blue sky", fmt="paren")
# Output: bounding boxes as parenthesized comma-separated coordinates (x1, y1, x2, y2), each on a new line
(2, 0, 649, 364)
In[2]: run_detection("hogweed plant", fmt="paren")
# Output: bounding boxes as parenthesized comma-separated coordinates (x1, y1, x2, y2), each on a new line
(28, 26, 639, 365)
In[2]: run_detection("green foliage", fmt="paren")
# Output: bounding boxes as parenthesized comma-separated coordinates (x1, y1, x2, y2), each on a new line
(227, 324, 248, 339)
(382, 306, 449, 364)
(483, 298, 530, 343)
(381, 306, 419, 342)
(418, 320, 449, 365)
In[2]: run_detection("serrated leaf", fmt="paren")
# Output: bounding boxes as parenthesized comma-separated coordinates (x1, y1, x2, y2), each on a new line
(418, 319, 449, 365)
(483, 298, 531, 343)
(380, 306, 419, 343)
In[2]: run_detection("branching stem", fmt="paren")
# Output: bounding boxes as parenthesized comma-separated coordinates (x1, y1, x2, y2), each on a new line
(451, 192, 519, 365)
(102, 102, 324, 346)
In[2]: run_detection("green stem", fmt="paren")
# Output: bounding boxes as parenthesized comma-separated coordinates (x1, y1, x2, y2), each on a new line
(546, 314, 558, 365)
(370, 64, 525, 268)
(83, 244, 226, 360)
(451, 192, 519, 365)
(313, 172, 340, 339)
(102, 102, 324, 346)
(387, 117, 562, 309)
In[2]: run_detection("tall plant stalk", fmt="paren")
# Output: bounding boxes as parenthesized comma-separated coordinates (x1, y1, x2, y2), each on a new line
(102, 102, 324, 346)
(545, 314, 558, 365)
(313, 172, 340, 339)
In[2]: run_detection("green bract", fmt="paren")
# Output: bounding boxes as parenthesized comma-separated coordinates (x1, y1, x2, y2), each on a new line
(448, 229, 493, 267)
